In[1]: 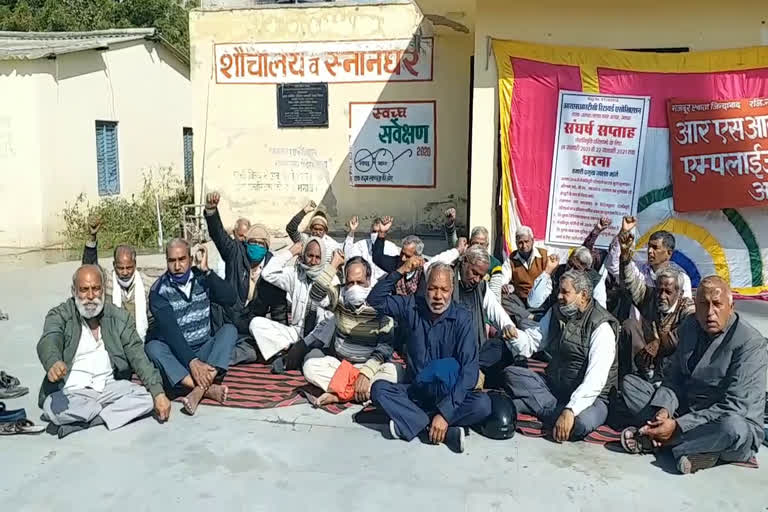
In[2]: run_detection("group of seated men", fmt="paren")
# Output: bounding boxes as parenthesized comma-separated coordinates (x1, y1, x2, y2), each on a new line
(35, 193, 767, 475)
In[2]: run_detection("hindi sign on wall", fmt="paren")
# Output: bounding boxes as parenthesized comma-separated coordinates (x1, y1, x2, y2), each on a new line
(349, 101, 436, 188)
(668, 97, 768, 212)
(546, 91, 650, 248)
(216, 39, 434, 85)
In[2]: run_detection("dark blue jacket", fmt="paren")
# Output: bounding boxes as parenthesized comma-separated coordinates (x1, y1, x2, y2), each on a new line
(367, 269, 479, 423)
(148, 268, 236, 365)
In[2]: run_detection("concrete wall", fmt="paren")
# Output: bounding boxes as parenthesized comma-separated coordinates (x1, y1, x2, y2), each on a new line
(190, 3, 474, 237)
(0, 60, 48, 248)
(0, 41, 192, 248)
(469, 0, 768, 242)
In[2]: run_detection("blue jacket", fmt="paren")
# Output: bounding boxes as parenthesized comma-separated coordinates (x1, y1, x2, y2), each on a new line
(368, 270, 479, 423)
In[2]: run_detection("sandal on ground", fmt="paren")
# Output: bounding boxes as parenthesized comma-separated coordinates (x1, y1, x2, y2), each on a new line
(0, 419, 46, 435)
(0, 372, 28, 399)
(677, 453, 720, 474)
(620, 426, 655, 454)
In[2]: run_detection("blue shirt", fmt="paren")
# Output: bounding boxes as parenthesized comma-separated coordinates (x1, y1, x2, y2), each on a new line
(367, 270, 479, 423)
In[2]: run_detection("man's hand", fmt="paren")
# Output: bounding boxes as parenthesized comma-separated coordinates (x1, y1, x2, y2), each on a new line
(618, 231, 635, 263)
(347, 216, 359, 233)
(640, 416, 678, 445)
(397, 255, 424, 275)
(330, 249, 345, 269)
(502, 284, 514, 296)
(554, 408, 575, 442)
(445, 207, 456, 225)
(47, 361, 68, 383)
(194, 245, 209, 272)
(303, 200, 317, 214)
(544, 254, 560, 275)
(154, 393, 171, 422)
(379, 216, 394, 237)
(87, 216, 101, 238)
(353, 375, 371, 403)
(621, 216, 637, 234)
(289, 241, 304, 256)
(501, 325, 518, 340)
(429, 414, 449, 444)
(205, 192, 221, 210)
(655, 408, 670, 421)
(189, 358, 215, 390)
(456, 237, 469, 255)
(595, 216, 612, 232)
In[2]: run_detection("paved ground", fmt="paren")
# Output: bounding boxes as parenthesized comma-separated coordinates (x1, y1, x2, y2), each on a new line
(1, 248, 767, 511)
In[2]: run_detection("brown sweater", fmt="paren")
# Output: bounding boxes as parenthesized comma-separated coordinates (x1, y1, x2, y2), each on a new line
(510, 248, 548, 300)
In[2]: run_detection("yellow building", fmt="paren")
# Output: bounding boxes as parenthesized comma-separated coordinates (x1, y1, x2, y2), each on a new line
(0, 29, 192, 248)
(192, 0, 768, 244)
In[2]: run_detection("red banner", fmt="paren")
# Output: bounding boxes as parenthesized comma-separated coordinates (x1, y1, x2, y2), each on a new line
(668, 97, 768, 212)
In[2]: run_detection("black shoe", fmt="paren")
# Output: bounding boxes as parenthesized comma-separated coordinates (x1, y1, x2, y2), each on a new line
(445, 426, 466, 453)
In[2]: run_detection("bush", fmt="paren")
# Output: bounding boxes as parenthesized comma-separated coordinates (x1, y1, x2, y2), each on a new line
(59, 168, 193, 250)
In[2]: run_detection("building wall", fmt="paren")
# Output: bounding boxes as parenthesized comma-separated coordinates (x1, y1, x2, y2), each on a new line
(189, 4, 474, 237)
(0, 60, 48, 248)
(0, 41, 192, 248)
(469, 0, 768, 241)
(39, 41, 193, 245)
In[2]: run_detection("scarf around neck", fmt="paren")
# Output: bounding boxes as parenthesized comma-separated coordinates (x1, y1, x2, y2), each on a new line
(112, 269, 148, 339)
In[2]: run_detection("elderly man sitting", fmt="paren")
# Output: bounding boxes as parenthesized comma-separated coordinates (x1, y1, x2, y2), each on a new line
(81, 218, 154, 340)
(342, 215, 400, 282)
(618, 230, 694, 381)
(250, 238, 335, 371)
(302, 252, 401, 406)
(367, 260, 492, 453)
(145, 240, 238, 416)
(499, 225, 549, 323)
(527, 247, 607, 311)
(285, 201, 342, 261)
(444, 208, 505, 300)
(607, 216, 693, 301)
(203, 192, 288, 364)
(499, 270, 618, 441)
(37, 265, 170, 438)
(214, 216, 251, 279)
(620, 276, 767, 474)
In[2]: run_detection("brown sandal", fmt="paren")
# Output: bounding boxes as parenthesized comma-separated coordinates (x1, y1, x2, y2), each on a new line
(620, 426, 655, 454)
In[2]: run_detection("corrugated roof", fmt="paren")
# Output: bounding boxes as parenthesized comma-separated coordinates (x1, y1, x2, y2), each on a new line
(0, 28, 185, 62)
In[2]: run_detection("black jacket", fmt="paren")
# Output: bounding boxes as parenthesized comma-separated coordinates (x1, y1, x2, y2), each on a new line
(204, 209, 288, 334)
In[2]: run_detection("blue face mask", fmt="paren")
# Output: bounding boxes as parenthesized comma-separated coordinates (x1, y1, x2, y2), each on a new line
(246, 243, 267, 264)
(170, 267, 192, 286)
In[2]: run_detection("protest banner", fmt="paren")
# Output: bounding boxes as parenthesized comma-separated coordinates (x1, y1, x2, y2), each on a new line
(546, 91, 650, 248)
(667, 97, 768, 212)
(348, 101, 436, 188)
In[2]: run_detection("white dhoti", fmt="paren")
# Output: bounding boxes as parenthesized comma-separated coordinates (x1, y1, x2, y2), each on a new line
(42, 380, 153, 431)
(302, 356, 402, 392)
(249, 316, 300, 361)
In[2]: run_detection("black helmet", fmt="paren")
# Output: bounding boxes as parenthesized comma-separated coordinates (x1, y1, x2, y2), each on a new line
(479, 390, 517, 440)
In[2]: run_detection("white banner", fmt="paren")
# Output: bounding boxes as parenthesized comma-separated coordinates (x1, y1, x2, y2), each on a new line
(546, 91, 650, 248)
(349, 102, 436, 187)
(215, 38, 433, 84)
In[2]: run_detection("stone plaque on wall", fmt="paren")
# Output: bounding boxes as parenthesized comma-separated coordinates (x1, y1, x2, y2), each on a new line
(277, 83, 329, 128)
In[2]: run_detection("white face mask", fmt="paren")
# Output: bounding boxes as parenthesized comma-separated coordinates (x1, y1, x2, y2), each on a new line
(341, 284, 370, 309)
(117, 273, 136, 289)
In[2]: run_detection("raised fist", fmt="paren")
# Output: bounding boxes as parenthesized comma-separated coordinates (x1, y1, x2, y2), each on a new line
(596, 216, 612, 232)
(303, 200, 318, 214)
(621, 216, 637, 234)
(445, 207, 456, 224)
(545, 254, 560, 274)
(87, 216, 102, 236)
(347, 216, 359, 233)
(330, 249, 345, 269)
(205, 192, 220, 210)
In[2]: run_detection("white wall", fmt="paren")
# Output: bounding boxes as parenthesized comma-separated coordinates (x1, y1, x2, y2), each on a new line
(0, 40, 193, 248)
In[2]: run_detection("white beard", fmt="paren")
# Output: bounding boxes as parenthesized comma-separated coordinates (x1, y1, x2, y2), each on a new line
(74, 295, 104, 319)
